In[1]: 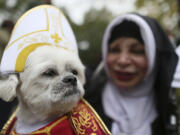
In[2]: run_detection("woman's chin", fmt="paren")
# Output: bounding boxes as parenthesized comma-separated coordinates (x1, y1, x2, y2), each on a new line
(113, 79, 139, 89)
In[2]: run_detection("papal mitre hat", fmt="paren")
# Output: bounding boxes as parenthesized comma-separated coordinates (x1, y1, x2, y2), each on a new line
(0, 5, 78, 75)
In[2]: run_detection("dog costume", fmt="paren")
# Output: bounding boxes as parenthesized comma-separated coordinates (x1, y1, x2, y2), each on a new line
(0, 5, 111, 135)
(2, 99, 110, 135)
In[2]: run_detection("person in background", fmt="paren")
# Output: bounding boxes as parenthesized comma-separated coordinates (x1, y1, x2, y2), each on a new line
(85, 13, 179, 135)
(0, 20, 14, 59)
(172, 44, 180, 126)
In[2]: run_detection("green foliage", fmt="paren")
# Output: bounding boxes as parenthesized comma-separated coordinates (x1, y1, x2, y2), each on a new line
(0, 0, 180, 66)
(0, 0, 51, 21)
(0, 1, 113, 68)
(135, 0, 145, 8)
(70, 8, 113, 68)
(135, 0, 179, 33)
(0, 0, 6, 9)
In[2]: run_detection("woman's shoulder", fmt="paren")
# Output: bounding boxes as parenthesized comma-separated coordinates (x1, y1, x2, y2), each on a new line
(85, 70, 107, 91)
(84, 62, 107, 103)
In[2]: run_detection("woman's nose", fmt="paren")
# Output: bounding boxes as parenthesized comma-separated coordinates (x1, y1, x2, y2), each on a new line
(117, 52, 131, 65)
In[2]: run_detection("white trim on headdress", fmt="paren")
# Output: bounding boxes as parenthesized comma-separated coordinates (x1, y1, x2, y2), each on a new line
(102, 14, 157, 135)
(172, 46, 180, 88)
(102, 14, 156, 78)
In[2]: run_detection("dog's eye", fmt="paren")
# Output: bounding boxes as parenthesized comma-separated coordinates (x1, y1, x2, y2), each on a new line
(42, 69, 58, 77)
(71, 69, 78, 75)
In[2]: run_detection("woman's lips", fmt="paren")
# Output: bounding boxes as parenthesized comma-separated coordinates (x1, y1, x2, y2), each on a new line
(115, 71, 136, 81)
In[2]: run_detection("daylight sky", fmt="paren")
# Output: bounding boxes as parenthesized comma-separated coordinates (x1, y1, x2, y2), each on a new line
(52, 0, 136, 24)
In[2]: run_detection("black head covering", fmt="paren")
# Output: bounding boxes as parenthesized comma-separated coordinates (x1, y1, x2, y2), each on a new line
(108, 20, 144, 45)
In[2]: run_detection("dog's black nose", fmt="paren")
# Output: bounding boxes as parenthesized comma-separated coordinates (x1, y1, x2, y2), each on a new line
(62, 76, 77, 86)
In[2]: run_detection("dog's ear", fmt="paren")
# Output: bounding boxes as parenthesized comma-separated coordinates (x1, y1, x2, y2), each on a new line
(0, 74, 19, 102)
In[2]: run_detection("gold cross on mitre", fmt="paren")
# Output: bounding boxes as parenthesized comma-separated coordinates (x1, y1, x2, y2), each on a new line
(51, 32, 62, 43)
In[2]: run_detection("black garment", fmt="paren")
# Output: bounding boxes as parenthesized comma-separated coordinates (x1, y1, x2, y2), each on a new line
(0, 99, 17, 130)
(85, 14, 179, 135)
(85, 70, 178, 135)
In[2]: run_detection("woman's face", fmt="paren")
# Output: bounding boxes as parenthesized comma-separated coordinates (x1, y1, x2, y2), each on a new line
(107, 37, 148, 88)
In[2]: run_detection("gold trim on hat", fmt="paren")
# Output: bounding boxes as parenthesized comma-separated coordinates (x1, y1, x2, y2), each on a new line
(15, 43, 52, 72)
(5, 5, 74, 52)
(2, 5, 77, 73)
(15, 43, 75, 72)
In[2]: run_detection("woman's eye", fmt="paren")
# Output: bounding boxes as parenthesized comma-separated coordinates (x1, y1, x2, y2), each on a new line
(131, 49, 145, 55)
(71, 69, 78, 75)
(109, 47, 120, 53)
(42, 69, 58, 77)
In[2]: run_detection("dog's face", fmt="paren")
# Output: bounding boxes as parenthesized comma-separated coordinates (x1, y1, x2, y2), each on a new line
(0, 46, 85, 122)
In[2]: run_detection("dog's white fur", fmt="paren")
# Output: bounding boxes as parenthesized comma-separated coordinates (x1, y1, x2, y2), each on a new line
(0, 46, 85, 133)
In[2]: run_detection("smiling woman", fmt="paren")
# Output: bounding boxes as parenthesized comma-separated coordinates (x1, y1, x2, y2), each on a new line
(85, 13, 179, 135)
(107, 37, 148, 88)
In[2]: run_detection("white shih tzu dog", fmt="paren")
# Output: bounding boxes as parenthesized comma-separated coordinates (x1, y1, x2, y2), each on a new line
(0, 5, 110, 135)
(0, 46, 85, 133)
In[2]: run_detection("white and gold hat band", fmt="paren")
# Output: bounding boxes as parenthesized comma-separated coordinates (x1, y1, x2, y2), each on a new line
(0, 5, 78, 74)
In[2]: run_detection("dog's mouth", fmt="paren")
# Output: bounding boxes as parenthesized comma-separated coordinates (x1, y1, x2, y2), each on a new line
(51, 83, 81, 101)
(64, 88, 80, 97)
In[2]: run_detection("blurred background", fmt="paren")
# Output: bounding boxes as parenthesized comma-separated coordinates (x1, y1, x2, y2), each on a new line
(1, 0, 180, 112)
(0, 0, 180, 130)
(0, 0, 179, 69)
(1, 0, 180, 105)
